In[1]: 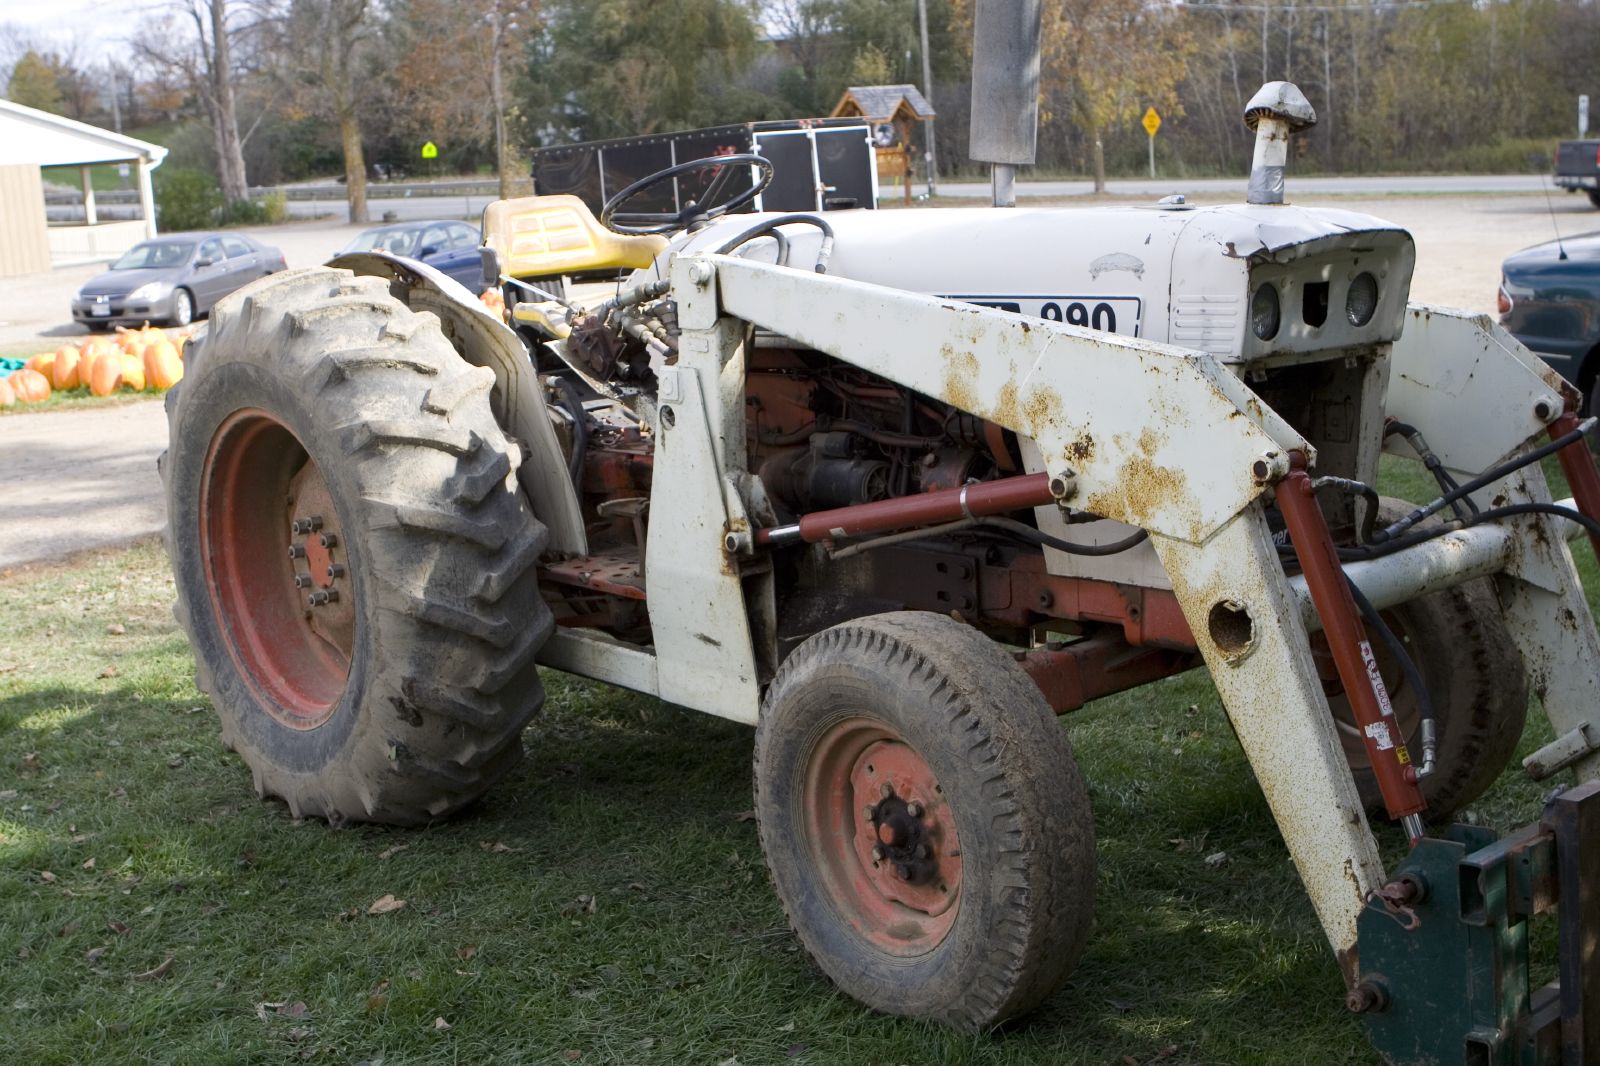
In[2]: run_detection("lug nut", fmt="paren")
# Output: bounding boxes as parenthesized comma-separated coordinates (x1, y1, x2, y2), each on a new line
(913, 844, 927, 860)
(326, 564, 346, 580)
(308, 589, 340, 607)
(879, 782, 893, 799)
(290, 517, 311, 535)
(895, 863, 913, 880)
(871, 844, 885, 861)
(318, 532, 338, 548)
(287, 544, 306, 559)
(293, 574, 313, 589)
(906, 801, 923, 818)
(863, 804, 878, 822)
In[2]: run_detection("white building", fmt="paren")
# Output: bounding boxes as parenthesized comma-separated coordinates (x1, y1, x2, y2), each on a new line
(0, 99, 167, 277)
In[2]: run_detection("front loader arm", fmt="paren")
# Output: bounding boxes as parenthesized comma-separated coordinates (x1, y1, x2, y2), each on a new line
(670, 253, 1388, 970)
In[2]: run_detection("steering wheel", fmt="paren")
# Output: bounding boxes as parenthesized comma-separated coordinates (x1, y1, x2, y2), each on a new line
(600, 153, 775, 235)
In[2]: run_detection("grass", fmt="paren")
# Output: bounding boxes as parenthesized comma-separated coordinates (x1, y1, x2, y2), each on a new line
(0, 458, 1592, 1065)
(0, 387, 164, 417)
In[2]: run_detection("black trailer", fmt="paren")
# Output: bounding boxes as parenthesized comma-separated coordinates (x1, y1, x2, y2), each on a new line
(531, 119, 878, 219)
(1555, 139, 1600, 208)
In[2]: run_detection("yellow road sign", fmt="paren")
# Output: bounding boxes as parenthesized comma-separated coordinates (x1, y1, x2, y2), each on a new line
(421, 141, 439, 159)
(1141, 107, 1161, 138)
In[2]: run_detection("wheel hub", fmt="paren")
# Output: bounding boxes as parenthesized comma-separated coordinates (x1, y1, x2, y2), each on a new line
(805, 718, 963, 956)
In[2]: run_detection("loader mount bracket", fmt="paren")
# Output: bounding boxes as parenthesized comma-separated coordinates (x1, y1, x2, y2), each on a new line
(1356, 781, 1600, 1065)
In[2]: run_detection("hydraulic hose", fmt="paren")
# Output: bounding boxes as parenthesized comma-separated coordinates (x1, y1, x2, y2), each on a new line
(714, 214, 836, 273)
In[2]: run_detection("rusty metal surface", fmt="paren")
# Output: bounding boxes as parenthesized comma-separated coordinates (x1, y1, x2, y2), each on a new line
(701, 253, 1307, 545)
(540, 551, 646, 601)
(1017, 633, 1197, 714)
(1152, 505, 1385, 975)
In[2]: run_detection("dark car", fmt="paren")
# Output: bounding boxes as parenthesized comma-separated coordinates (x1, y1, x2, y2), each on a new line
(73, 233, 288, 330)
(1500, 230, 1600, 408)
(336, 221, 484, 291)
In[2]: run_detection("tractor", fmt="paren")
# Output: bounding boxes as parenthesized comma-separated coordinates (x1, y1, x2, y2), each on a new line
(162, 70, 1600, 1064)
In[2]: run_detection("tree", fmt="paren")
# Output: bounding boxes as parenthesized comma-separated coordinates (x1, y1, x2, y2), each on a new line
(6, 50, 61, 113)
(133, 1, 255, 205)
(266, 0, 388, 223)
(524, 0, 760, 141)
(1041, 0, 1191, 192)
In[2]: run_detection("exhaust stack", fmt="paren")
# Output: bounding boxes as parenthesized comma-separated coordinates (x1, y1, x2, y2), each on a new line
(1244, 82, 1316, 205)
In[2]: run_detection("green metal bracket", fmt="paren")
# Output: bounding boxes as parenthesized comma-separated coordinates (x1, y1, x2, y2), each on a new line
(1354, 781, 1599, 1066)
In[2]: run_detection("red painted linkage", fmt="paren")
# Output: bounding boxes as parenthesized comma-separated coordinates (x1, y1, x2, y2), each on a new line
(1277, 452, 1426, 824)
(1551, 412, 1600, 564)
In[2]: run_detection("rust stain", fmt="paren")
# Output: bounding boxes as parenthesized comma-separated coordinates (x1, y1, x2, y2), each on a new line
(993, 380, 1020, 431)
(1065, 431, 1096, 465)
(940, 344, 981, 416)
(1022, 384, 1062, 432)
(1083, 428, 1189, 532)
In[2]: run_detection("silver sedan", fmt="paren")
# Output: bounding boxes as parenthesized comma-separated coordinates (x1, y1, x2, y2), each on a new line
(72, 232, 288, 331)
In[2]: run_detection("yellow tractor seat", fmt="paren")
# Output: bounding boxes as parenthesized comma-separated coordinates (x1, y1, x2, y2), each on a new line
(483, 194, 667, 280)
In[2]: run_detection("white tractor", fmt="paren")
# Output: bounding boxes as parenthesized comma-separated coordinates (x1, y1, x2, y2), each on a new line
(162, 71, 1600, 1063)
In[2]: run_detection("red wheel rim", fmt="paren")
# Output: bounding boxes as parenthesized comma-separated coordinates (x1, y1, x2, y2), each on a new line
(200, 409, 354, 728)
(803, 717, 963, 956)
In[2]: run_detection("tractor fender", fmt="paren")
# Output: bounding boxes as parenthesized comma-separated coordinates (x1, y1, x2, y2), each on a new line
(327, 251, 586, 556)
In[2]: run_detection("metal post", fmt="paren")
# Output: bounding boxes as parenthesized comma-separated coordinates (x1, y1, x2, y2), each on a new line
(917, 0, 937, 198)
(1148, 133, 1155, 178)
(80, 165, 97, 226)
(992, 164, 1016, 207)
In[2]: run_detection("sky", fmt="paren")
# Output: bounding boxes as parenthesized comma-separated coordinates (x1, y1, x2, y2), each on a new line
(0, 1, 156, 65)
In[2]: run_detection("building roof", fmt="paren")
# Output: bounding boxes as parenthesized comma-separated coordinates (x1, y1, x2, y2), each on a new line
(0, 100, 168, 168)
(831, 84, 936, 124)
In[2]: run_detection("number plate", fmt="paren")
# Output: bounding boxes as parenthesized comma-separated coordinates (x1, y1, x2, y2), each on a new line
(88, 305, 110, 316)
(941, 295, 1143, 338)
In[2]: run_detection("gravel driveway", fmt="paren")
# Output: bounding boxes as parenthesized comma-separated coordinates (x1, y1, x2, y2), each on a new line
(0, 192, 1589, 571)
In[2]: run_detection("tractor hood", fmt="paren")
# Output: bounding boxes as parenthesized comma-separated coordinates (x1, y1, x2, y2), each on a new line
(661, 203, 1416, 362)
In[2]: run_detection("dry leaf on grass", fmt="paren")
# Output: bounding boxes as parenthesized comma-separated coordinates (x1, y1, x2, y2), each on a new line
(287, 1027, 311, 1043)
(559, 1052, 581, 1062)
(479, 841, 516, 854)
(22, 752, 41, 770)
(85, 946, 108, 963)
(82, 858, 96, 871)
(454, 945, 477, 961)
(106, 623, 126, 635)
(98, 665, 118, 679)
(255, 1002, 286, 1023)
(134, 957, 174, 981)
(732, 810, 756, 823)
(107, 920, 130, 935)
(561, 895, 597, 916)
(0, 789, 17, 800)
(38, 870, 55, 883)
(367, 894, 407, 916)
(377, 844, 410, 861)
(1203, 851, 1229, 868)
(432, 1017, 451, 1031)
(58, 920, 79, 936)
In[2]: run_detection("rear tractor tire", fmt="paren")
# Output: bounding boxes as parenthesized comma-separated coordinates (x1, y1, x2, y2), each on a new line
(754, 612, 1097, 1030)
(162, 266, 551, 825)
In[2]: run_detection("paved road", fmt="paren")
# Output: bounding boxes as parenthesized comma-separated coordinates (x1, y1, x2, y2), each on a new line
(278, 173, 1571, 222)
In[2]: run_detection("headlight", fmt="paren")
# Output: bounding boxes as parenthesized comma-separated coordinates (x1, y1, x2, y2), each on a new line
(127, 281, 170, 302)
(1251, 283, 1280, 341)
(1345, 272, 1378, 326)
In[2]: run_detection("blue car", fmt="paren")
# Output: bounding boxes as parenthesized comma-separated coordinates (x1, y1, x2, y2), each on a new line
(1500, 230, 1600, 410)
(336, 220, 484, 291)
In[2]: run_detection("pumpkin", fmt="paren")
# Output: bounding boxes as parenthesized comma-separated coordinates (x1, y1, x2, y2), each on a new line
(26, 350, 56, 379)
(119, 352, 146, 391)
(81, 336, 115, 367)
(0, 376, 14, 407)
(10, 368, 51, 403)
(143, 340, 183, 390)
(50, 345, 83, 391)
(88, 352, 122, 396)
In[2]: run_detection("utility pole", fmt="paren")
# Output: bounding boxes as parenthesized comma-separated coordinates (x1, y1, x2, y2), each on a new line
(916, 0, 937, 198)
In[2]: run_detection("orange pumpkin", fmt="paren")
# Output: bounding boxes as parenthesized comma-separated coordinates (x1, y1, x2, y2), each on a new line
(26, 350, 56, 379)
(0, 376, 14, 407)
(88, 353, 122, 396)
(119, 352, 147, 391)
(143, 340, 184, 390)
(50, 346, 83, 391)
(10, 368, 51, 403)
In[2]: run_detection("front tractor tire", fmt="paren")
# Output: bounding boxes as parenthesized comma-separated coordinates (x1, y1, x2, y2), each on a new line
(163, 267, 551, 825)
(754, 612, 1097, 1030)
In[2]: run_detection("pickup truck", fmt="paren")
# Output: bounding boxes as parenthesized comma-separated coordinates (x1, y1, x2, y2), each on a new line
(1556, 138, 1600, 207)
